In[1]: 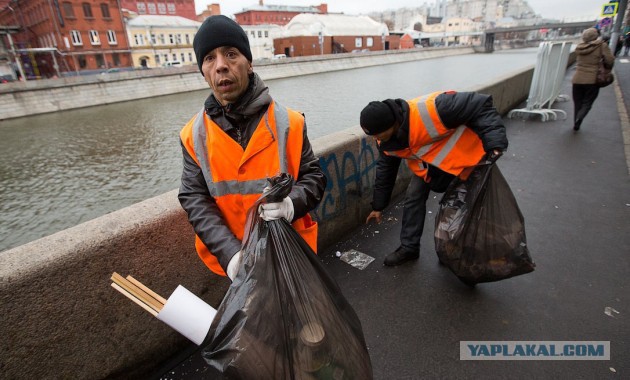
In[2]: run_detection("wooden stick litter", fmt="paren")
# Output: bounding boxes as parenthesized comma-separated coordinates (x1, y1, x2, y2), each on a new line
(110, 272, 166, 316)
(126, 275, 167, 305)
(111, 283, 158, 317)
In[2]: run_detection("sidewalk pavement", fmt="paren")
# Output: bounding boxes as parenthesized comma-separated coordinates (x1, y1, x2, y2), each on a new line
(156, 60, 630, 379)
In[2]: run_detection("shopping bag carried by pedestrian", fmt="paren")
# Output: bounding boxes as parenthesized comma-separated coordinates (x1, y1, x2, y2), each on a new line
(202, 173, 373, 379)
(434, 162, 535, 286)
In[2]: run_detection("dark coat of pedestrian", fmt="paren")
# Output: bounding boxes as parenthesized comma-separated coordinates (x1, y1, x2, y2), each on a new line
(571, 27, 615, 131)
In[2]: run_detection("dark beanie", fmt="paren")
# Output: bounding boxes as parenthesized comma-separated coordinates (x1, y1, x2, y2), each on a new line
(193, 15, 252, 73)
(360, 100, 397, 135)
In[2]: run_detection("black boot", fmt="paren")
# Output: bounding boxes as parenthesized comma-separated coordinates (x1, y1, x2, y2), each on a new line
(384, 246, 419, 266)
(573, 119, 582, 131)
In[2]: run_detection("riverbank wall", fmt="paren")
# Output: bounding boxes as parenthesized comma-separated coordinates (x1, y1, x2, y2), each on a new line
(0, 47, 474, 121)
(0, 61, 544, 378)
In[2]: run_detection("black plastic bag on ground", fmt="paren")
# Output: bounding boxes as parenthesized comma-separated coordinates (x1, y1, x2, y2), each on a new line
(434, 163, 535, 285)
(202, 173, 373, 379)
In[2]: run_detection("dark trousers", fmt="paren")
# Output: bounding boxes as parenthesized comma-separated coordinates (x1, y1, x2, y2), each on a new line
(400, 175, 432, 253)
(572, 84, 600, 127)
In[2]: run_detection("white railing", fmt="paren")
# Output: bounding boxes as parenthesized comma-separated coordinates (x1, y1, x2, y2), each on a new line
(508, 41, 572, 121)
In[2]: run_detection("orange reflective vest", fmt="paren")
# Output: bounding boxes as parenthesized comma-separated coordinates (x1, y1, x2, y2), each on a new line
(180, 101, 318, 276)
(382, 91, 486, 180)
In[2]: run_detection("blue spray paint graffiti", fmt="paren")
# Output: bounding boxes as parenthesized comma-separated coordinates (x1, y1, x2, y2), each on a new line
(313, 138, 379, 221)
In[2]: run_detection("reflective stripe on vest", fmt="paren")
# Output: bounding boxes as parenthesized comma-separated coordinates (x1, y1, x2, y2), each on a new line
(383, 91, 483, 177)
(192, 102, 291, 196)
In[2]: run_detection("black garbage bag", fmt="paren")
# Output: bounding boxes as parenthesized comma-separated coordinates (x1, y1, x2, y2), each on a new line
(202, 173, 373, 379)
(434, 163, 535, 285)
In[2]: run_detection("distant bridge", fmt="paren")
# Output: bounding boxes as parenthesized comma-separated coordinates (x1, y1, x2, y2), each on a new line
(487, 20, 597, 34)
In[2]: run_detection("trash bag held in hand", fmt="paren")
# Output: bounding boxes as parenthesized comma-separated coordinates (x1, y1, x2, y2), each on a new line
(202, 173, 373, 379)
(434, 163, 535, 285)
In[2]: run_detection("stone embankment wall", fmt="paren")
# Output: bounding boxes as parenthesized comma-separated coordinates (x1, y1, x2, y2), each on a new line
(0, 47, 473, 120)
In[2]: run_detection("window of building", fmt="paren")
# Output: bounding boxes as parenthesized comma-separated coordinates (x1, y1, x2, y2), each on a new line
(150, 34, 157, 45)
(78, 55, 87, 68)
(157, 3, 166, 14)
(82, 3, 93, 18)
(147, 3, 156, 14)
(355, 37, 362, 48)
(106, 30, 117, 45)
(158, 34, 165, 44)
(258, 31, 262, 38)
(250, 31, 255, 38)
(265, 31, 268, 38)
(62, 2, 75, 18)
(89, 30, 100, 45)
(155, 54, 161, 64)
(367, 37, 373, 47)
(185, 34, 190, 44)
(137, 2, 146, 14)
(188, 52, 193, 62)
(100, 3, 110, 18)
(70, 30, 83, 45)
(95, 54, 104, 68)
(172, 53, 177, 61)
(113, 53, 120, 66)
(168, 34, 175, 44)
(180, 53, 185, 62)
(175, 34, 181, 44)
(167, 3, 175, 14)
(163, 54, 168, 61)
(134, 34, 145, 46)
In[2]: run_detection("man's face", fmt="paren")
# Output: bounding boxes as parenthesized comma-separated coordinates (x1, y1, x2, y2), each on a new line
(370, 123, 397, 142)
(201, 46, 252, 106)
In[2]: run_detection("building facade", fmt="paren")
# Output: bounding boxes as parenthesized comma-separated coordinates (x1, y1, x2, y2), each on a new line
(242, 24, 281, 60)
(118, 0, 196, 21)
(234, 1, 328, 26)
(273, 13, 389, 57)
(0, 0, 131, 77)
(125, 14, 199, 68)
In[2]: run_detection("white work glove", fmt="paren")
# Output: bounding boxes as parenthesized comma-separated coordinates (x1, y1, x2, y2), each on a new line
(226, 250, 242, 281)
(259, 196, 294, 222)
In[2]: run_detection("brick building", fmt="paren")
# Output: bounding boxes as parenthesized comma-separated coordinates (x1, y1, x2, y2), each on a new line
(234, 0, 327, 26)
(119, 0, 196, 21)
(273, 13, 390, 58)
(0, 0, 131, 78)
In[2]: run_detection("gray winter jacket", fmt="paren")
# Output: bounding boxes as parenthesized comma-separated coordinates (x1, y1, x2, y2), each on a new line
(178, 73, 327, 271)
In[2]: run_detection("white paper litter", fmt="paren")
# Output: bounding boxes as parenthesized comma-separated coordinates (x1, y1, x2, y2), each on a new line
(339, 249, 375, 270)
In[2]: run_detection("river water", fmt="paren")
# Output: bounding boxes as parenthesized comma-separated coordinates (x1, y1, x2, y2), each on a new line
(0, 48, 539, 252)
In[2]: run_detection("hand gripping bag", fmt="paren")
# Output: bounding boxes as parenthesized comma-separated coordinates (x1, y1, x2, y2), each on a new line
(202, 173, 373, 379)
(434, 163, 535, 285)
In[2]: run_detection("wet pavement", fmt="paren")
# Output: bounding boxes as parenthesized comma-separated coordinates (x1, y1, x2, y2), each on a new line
(155, 59, 630, 379)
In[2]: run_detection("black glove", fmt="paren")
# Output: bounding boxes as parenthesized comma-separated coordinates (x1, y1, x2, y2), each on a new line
(486, 149, 503, 164)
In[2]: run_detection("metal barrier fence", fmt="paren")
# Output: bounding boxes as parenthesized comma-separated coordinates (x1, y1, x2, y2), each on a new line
(508, 41, 572, 121)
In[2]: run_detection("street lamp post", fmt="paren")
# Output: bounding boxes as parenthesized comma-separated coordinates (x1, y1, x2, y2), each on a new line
(5, 5, 27, 80)
(610, 0, 629, 52)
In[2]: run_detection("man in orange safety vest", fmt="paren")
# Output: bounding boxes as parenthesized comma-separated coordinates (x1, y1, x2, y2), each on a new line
(360, 91, 507, 267)
(178, 15, 326, 279)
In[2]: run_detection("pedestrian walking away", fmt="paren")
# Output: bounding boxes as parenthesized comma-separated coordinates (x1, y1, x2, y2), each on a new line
(571, 27, 615, 131)
(178, 15, 327, 279)
(360, 91, 508, 266)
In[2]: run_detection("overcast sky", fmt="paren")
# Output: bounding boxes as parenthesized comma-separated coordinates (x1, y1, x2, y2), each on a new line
(196, 1, 604, 22)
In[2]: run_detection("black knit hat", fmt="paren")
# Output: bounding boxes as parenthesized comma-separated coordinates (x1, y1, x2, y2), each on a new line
(193, 15, 252, 73)
(360, 100, 397, 135)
